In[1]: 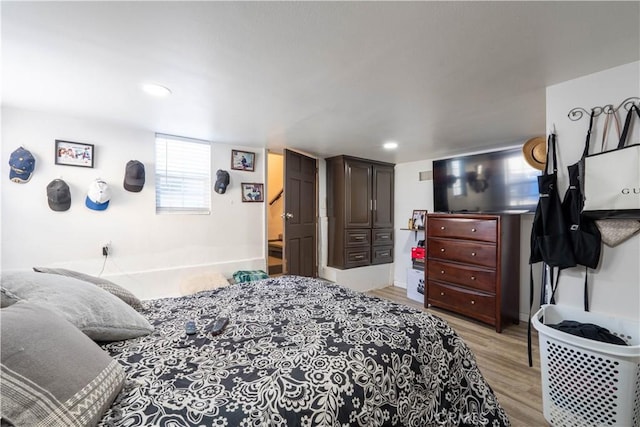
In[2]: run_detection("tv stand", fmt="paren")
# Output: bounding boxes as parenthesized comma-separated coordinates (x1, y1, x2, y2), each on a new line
(425, 213, 520, 332)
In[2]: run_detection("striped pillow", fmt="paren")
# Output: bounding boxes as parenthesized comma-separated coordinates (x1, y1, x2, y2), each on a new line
(1, 302, 125, 426)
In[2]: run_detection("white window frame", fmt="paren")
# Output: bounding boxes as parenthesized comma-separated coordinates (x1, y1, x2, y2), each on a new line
(155, 133, 211, 214)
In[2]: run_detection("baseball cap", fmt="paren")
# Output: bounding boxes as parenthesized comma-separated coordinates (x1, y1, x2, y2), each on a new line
(47, 179, 71, 212)
(9, 147, 36, 183)
(85, 179, 111, 211)
(214, 169, 230, 194)
(123, 160, 145, 192)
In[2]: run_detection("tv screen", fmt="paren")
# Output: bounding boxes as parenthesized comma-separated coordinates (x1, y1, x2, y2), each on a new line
(432, 147, 540, 213)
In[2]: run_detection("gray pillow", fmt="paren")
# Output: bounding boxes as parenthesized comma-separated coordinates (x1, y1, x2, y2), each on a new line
(0, 271, 153, 341)
(1, 301, 125, 426)
(33, 267, 143, 311)
(0, 288, 18, 308)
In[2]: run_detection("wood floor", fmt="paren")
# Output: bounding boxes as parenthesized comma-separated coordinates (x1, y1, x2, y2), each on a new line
(368, 286, 547, 427)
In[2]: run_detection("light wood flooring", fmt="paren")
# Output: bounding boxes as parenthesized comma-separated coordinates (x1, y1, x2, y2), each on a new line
(368, 286, 547, 427)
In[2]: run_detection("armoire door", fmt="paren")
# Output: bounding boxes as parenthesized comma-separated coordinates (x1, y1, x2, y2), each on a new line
(344, 158, 372, 228)
(372, 164, 394, 228)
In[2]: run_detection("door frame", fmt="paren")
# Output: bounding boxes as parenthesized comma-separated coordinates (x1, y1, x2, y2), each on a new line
(265, 148, 319, 277)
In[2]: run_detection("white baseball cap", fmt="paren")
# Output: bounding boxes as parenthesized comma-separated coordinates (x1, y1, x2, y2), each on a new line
(85, 179, 111, 211)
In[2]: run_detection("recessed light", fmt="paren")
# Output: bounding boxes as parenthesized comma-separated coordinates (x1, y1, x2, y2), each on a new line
(142, 83, 172, 97)
(383, 141, 398, 150)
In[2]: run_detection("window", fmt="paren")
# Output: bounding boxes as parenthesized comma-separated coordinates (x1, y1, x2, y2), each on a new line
(155, 134, 211, 214)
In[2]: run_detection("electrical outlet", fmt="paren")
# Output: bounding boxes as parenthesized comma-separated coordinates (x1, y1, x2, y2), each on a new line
(101, 241, 111, 256)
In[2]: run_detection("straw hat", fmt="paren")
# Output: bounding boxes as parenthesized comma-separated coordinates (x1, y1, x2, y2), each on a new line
(523, 136, 546, 170)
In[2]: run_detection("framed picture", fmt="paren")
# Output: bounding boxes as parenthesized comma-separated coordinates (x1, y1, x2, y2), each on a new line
(55, 140, 94, 168)
(231, 149, 255, 172)
(412, 209, 427, 229)
(241, 182, 264, 202)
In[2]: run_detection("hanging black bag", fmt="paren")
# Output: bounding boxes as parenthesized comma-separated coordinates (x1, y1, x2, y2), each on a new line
(528, 134, 576, 366)
(560, 111, 602, 311)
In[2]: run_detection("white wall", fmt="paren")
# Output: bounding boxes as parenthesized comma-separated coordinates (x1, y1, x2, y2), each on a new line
(393, 160, 431, 287)
(1, 107, 266, 299)
(545, 61, 639, 321)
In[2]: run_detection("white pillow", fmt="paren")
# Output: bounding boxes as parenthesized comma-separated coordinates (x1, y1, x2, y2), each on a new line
(0, 271, 153, 341)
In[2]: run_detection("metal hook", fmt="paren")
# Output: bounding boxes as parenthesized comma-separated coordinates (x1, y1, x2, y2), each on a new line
(568, 107, 590, 121)
(617, 96, 640, 112)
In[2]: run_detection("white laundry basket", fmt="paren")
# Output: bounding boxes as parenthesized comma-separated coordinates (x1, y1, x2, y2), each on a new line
(532, 304, 640, 427)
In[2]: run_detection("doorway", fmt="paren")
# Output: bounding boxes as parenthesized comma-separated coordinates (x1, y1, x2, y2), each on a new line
(266, 152, 284, 275)
(266, 149, 318, 277)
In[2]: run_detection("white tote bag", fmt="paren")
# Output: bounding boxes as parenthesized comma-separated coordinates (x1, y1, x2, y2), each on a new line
(583, 104, 640, 219)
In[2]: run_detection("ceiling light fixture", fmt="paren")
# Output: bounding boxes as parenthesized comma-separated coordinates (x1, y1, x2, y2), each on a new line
(142, 83, 172, 97)
(383, 141, 398, 150)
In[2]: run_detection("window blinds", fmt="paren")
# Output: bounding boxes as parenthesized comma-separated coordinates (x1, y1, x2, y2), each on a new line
(155, 134, 211, 214)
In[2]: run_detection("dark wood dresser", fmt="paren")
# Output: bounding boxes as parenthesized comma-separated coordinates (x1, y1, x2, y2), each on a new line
(326, 155, 394, 269)
(425, 213, 520, 332)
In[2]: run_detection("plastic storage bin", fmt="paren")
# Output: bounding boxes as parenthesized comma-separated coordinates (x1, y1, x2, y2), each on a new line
(406, 268, 424, 303)
(532, 304, 640, 427)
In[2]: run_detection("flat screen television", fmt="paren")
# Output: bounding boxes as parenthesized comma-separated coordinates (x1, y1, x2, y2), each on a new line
(432, 147, 540, 214)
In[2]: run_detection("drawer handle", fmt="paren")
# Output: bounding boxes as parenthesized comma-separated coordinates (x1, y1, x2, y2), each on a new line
(440, 292, 445, 296)
(471, 228, 477, 232)
(354, 236, 364, 240)
(380, 252, 389, 257)
(440, 270, 445, 274)
(471, 252, 476, 257)
(354, 255, 364, 259)
(440, 226, 446, 230)
(470, 300, 475, 305)
(471, 276, 476, 280)
(440, 248, 445, 252)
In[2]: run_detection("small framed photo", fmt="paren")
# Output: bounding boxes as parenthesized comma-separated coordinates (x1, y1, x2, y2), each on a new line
(55, 140, 94, 168)
(412, 209, 427, 229)
(231, 150, 255, 172)
(241, 182, 264, 202)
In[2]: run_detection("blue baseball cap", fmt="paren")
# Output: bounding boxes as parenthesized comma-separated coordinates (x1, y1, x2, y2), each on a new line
(9, 147, 36, 183)
(85, 179, 111, 211)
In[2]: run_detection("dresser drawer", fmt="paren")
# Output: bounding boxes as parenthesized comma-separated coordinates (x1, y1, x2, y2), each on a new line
(372, 228, 393, 246)
(427, 259, 496, 293)
(427, 281, 495, 321)
(428, 217, 497, 242)
(371, 245, 393, 265)
(345, 247, 370, 268)
(345, 229, 370, 247)
(427, 238, 496, 268)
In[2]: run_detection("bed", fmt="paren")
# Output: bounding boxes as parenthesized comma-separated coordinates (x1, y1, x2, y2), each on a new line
(97, 275, 509, 426)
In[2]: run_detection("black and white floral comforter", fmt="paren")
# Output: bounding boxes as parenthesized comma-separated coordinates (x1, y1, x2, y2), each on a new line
(100, 276, 509, 426)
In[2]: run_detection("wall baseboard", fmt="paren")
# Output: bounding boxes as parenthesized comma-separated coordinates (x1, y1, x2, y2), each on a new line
(103, 258, 266, 300)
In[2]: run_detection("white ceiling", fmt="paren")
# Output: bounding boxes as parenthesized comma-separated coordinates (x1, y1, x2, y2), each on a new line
(2, 1, 639, 163)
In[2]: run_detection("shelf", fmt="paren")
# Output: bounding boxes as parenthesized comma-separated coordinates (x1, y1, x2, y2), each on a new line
(399, 228, 425, 240)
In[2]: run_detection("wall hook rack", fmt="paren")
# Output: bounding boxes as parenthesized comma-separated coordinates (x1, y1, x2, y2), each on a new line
(568, 96, 639, 121)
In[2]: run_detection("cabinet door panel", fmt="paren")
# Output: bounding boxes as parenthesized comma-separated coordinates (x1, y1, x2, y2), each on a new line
(372, 165, 394, 228)
(345, 160, 372, 228)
